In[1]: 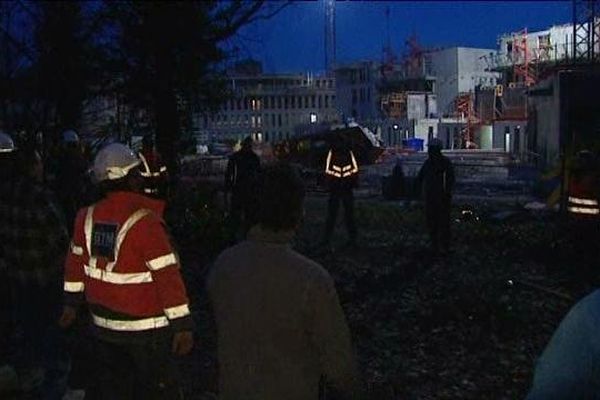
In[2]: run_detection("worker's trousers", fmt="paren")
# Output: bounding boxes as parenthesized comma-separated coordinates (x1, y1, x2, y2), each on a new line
(325, 189, 357, 243)
(425, 198, 451, 252)
(86, 334, 183, 400)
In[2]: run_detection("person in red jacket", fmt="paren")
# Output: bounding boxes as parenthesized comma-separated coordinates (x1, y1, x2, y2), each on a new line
(58, 142, 193, 399)
(139, 135, 169, 199)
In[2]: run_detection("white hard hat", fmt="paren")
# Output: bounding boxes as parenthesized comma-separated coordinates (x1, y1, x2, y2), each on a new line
(428, 138, 444, 148)
(62, 129, 79, 143)
(93, 143, 141, 182)
(0, 131, 16, 153)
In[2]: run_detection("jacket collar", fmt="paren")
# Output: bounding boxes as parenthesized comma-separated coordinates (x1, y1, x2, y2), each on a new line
(106, 191, 166, 217)
(247, 225, 295, 245)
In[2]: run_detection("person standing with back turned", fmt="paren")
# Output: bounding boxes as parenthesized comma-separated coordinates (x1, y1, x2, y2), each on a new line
(59, 143, 193, 399)
(208, 163, 361, 400)
(416, 137, 455, 255)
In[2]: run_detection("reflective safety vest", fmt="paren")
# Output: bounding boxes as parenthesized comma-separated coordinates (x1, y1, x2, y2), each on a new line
(139, 150, 168, 196)
(568, 178, 599, 217)
(325, 149, 359, 178)
(63, 191, 191, 334)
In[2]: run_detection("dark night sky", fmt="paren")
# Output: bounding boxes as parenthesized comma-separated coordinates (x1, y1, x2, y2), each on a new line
(235, 1, 572, 74)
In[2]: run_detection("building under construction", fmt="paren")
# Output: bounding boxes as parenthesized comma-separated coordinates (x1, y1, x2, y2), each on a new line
(474, 1, 600, 168)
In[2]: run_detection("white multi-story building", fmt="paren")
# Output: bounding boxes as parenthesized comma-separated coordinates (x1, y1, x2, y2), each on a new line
(425, 47, 500, 116)
(192, 73, 339, 144)
(494, 22, 600, 71)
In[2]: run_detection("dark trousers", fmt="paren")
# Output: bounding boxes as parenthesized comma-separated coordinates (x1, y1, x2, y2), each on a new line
(0, 268, 12, 364)
(325, 189, 357, 243)
(229, 190, 258, 240)
(425, 199, 451, 251)
(9, 279, 70, 400)
(86, 335, 182, 400)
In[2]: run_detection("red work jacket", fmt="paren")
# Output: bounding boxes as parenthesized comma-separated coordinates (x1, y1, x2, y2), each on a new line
(568, 175, 599, 218)
(63, 191, 192, 337)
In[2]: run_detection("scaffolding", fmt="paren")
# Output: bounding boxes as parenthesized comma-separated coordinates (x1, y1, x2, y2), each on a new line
(572, 0, 600, 62)
(512, 28, 537, 87)
(455, 92, 479, 147)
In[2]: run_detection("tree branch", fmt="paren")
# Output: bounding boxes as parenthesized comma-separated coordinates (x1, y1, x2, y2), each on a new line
(210, 1, 291, 42)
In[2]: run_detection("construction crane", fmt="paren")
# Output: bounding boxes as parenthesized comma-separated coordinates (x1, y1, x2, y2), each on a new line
(324, 0, 336, 74)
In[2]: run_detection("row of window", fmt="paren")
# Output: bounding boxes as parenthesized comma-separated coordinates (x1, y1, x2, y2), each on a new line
(202, 112, 325, 129)
(345, 67, 371, 84)
(222, 94, 336, 112)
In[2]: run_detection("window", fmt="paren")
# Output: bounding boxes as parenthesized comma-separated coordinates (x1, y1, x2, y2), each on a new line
(264, 97, 270, 109)
(272, 114, 276, 126)
(310, 113, 317, 124)
(305, 96, 310, 109)
(359, 88, 365, 102)
(244, 98, 248, 110)
(265, 132, 269, 142)
(318, 95, 322, 108)
(325, 95, 329, 108)
(428, 126, 434, 142)
(284, 97, 288, 110)
(278, 114, 282, 127)
(291, 96, 295, 108)
(277, 97, 282, 109)
(311, 95, 316, 108)
(352, 89, 357, 105)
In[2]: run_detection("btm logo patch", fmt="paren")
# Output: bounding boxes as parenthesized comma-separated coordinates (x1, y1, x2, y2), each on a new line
(91, 223, 118, 261)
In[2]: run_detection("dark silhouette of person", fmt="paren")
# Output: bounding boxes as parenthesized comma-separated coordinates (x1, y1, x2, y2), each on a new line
(416, 138, 455, 254)
(225, 136, 261, 239)
(53, 130, 89, 234)
(323, 134, 359, 248)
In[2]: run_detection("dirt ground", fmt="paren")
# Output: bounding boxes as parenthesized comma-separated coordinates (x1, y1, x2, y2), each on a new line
(176, 194, 600, 400)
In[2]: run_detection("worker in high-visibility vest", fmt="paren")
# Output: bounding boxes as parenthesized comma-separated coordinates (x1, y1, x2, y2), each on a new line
(567, 150, 599, 219)
(322, 135, 359, 248)
(59, 143, 193, 399)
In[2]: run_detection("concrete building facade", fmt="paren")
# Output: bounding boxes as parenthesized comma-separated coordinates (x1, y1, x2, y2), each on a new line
(334, 61, 381, 122)
(426, 47, 500, 117)
(192, 73, 339, 144)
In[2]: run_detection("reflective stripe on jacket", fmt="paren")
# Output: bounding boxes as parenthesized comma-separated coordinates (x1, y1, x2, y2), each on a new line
(63, 191, 192, 334)
(568, 178, 599, 217)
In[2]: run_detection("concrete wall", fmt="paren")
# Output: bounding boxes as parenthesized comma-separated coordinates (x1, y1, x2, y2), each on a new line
(414, 118, 439, 147)
(428, 48, 459, 116)
(529, 75, 560, 168)
(438, 120, 466, 150)
(428, 47, 499, 117)
(492, 121, 527, 153)
(334, 61, 381, 122)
